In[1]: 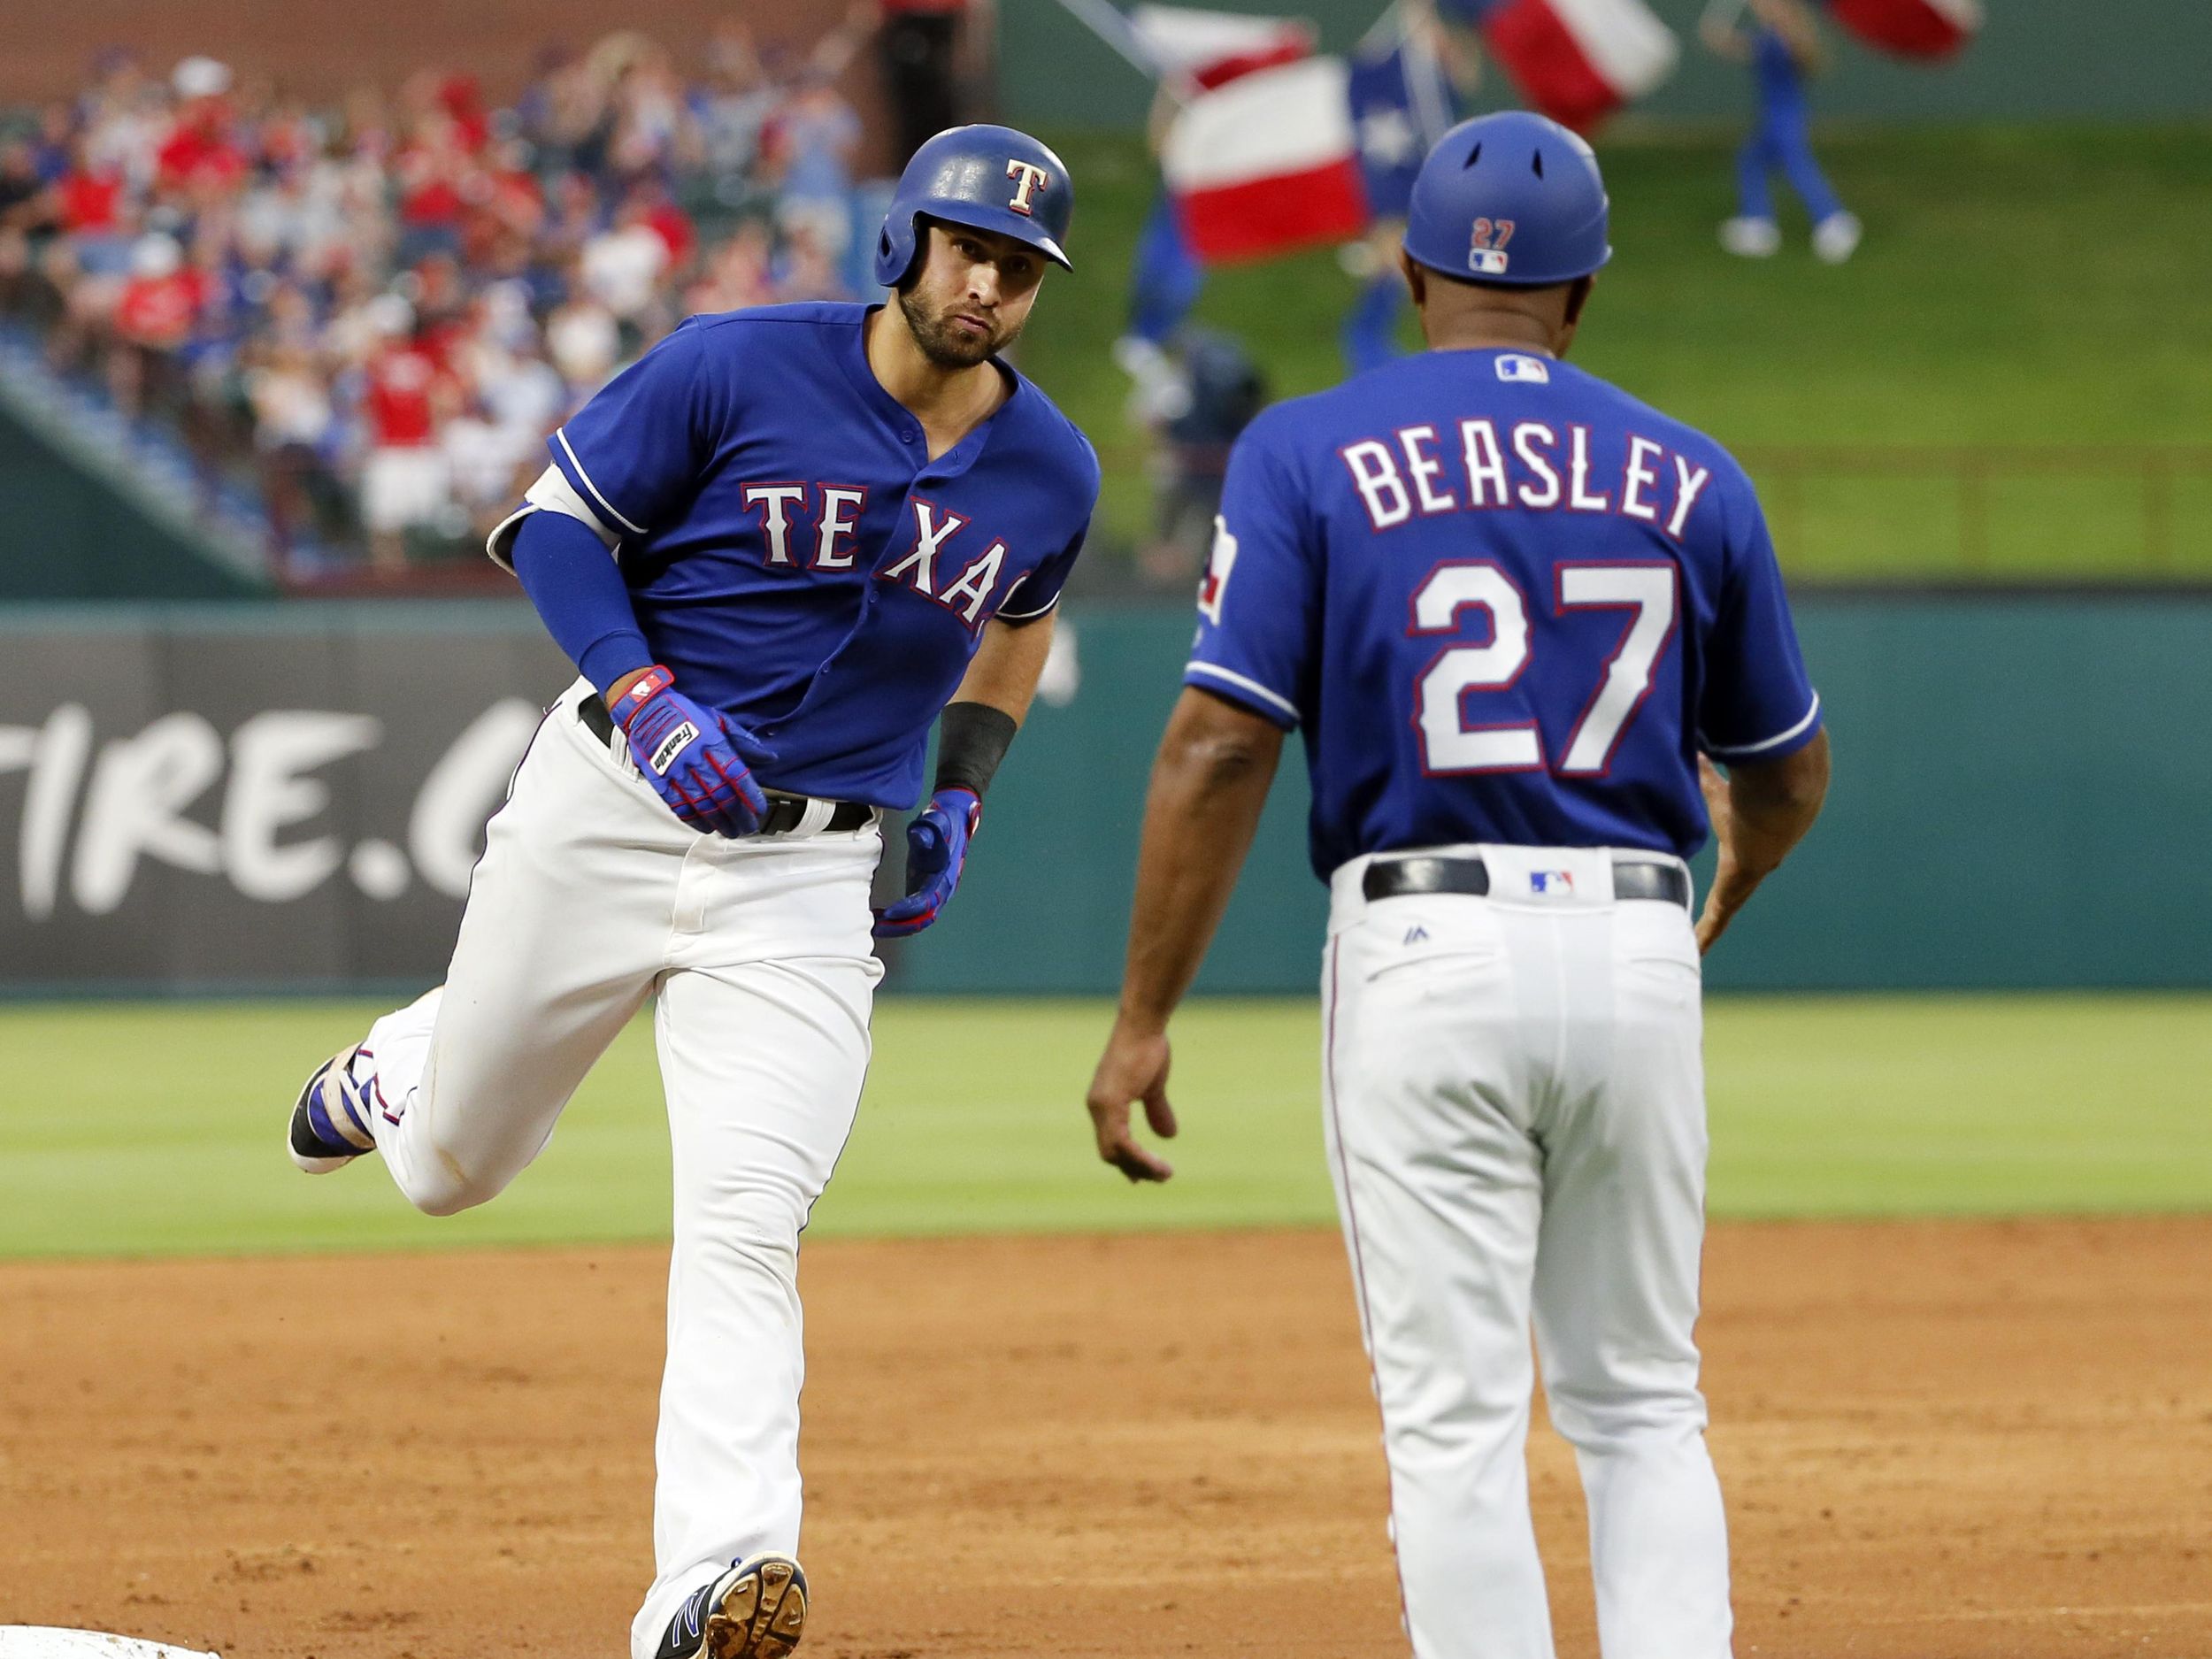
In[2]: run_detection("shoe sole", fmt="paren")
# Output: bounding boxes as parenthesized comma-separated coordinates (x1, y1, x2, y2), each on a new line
(705, 1556, 806, 1658)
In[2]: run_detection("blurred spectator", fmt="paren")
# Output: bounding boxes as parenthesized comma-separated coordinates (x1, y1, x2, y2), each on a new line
(696, 26, 780, 201)
(876, 0, 989, 164)
(1135, 325, 1267, 592)
(245, 334, 340, 564)
(357, 299, 454, 572)
(764, 68, 864, 265)
(1703, 0, 1862, 264)
(0, 27, 888, 581)
(0, 138, 42, 227)
(110, 232, 200, 415)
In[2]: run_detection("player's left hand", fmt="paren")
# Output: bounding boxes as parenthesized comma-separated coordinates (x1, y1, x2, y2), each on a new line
(872, 787, 981, 938)
(1086, 1018, 1179, 1183)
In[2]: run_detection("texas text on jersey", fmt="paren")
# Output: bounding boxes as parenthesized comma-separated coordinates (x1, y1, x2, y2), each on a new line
(491, 300, 1100, 809)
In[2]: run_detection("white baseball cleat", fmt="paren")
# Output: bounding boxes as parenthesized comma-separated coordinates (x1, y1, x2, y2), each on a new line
(1813, 211, 1863, 265)
(1718, 216, 1782, 257)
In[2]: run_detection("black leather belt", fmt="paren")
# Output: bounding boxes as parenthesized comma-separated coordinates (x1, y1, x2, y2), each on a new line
(577, 694, 874, 834)
(1363, 854, 1692, 909)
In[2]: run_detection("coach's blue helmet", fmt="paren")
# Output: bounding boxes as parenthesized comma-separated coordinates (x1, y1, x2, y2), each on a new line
(1402, 111, 1611, 288)
(874, 124, 1075, 289)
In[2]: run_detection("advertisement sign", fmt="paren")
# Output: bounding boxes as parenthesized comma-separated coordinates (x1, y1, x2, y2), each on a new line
(0, 611, 569, 990)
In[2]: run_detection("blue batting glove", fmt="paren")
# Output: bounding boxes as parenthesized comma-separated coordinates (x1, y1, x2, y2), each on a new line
(873, 787, 980, 939)
(611, 665, 778, 839)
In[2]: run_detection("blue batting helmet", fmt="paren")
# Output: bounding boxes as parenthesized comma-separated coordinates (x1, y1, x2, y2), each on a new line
(873, 125, 1075, 289)
(1402, 111, 1611, 288)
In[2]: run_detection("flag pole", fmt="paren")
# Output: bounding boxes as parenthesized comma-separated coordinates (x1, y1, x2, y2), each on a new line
(1041, 0, 1164, 81)
(1356, 0, 1409, 56)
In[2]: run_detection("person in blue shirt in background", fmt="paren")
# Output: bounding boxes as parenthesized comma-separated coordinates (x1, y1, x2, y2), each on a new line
(1704, 0, 1863, 264)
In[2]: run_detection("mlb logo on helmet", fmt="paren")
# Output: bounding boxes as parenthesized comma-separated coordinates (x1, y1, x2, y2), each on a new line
(1469, 247, 1509, 275)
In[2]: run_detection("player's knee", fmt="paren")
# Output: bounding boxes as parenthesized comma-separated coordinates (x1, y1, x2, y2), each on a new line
(402, 1134, 511, 1217)
(1545, 1375, 1708, 1453)
(407, 1180, 491, 1218)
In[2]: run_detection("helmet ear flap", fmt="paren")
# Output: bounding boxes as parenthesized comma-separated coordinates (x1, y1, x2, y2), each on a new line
(872, 212, 927, 291)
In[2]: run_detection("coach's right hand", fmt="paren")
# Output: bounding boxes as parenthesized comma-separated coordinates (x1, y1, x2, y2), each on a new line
(610, 665, 778, 838)
(1086, 1016, 1179, 1183)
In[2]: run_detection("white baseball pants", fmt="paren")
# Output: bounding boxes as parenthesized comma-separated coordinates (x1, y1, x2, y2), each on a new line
(1322, 844, 1732, 1659)
(349, 679, 884, 1659)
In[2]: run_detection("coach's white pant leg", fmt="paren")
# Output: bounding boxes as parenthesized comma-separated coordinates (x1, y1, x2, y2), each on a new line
(1323, 901, 1558, 1659)
(629, 831, 883, 1659)
(1532, 900, 1732, 1659)
(360, 687, 679, 1215)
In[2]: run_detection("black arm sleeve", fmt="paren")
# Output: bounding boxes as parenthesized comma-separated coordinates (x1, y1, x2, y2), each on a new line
(933, 701, 1019, 798)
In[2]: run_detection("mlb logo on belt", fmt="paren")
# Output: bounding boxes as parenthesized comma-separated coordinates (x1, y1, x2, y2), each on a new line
(1530, 870, 1574, 895)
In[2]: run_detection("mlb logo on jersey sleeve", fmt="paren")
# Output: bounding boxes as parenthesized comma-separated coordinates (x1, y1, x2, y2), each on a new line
(1497, 354, 1550, 384)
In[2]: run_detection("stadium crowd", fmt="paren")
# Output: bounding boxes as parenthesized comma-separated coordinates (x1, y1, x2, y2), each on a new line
(0, 15, 886, 575)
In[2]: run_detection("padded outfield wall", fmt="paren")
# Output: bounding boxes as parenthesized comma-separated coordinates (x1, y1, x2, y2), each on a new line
(0, 595, 2204, 995)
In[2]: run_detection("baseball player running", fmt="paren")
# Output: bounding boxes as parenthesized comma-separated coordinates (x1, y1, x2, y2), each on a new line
(285, 127, 1096, 1659)
(1085, 112, 1830, 1659)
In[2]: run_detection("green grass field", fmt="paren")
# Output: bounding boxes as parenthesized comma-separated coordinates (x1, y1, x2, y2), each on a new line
(1022, 126, 2212, 581)
(2, 995, 2208, 1261)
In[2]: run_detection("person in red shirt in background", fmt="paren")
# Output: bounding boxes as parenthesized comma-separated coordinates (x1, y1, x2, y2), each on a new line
(357, 299, 457, 573)
(155, 57, 248, 196)
(109, 231, 203, 417)
(57, 163, 125, 241)
(395, 104, 473, 265)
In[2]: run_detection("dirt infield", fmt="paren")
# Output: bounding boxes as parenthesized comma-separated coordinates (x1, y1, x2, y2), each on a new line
(3, 1218, 2208, 1658)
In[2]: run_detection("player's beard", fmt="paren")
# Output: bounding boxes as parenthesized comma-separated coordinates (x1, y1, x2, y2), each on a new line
(898, 286, 1023, 369)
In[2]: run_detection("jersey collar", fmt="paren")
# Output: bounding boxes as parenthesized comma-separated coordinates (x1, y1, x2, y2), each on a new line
(840, 305, 1026, 480)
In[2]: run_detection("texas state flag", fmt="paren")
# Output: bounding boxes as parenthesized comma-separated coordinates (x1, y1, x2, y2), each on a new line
(1128, 3, 1317, 90)
(1161, 56, 1371, 265)
(1824, 0, 1982, 59)
(1440, 0, 1678, 132)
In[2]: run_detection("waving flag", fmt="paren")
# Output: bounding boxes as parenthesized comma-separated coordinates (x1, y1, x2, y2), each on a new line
(1162, 56, 1370, 265)
(1129, 4, 1317, 89)
(1348, 26, 1461, 220)
(1825, 0, 1981, 59)
(1440, 0, 1678, 131)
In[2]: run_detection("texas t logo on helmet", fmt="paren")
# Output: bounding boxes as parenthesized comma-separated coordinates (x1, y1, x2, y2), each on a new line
(873, 124, 1075, 288)
(1005, 159, 1051, 217)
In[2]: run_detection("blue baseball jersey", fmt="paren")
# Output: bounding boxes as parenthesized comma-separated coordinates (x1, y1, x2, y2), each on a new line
(544, 302, 1098, 808)
(1187, 347, 1820, 878)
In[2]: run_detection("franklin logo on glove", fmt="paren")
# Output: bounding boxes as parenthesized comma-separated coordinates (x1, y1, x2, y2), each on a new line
(649, 724, 698, 777)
